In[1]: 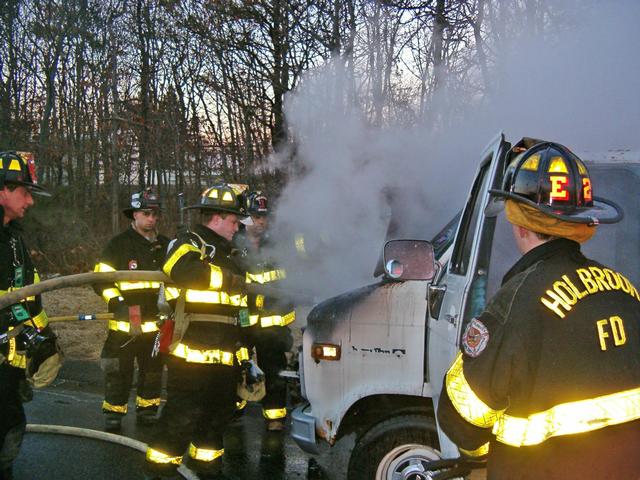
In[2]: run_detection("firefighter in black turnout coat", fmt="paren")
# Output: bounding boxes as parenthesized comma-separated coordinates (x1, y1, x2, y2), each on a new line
(234, 191, 294, 431)
(145, 183, 262, 479)
(437, 141, 640, 479)
(0, 151, 61, 480)
(93, 188, 169, 431)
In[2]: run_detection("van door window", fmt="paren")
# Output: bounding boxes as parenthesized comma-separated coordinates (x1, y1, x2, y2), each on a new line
(450, 159, 492, 275)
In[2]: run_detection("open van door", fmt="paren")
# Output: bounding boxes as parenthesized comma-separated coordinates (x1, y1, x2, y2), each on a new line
(427, 132, 510, 458)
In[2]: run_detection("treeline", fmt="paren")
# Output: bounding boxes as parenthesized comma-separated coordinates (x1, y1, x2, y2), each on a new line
(0, 0, 566, 273)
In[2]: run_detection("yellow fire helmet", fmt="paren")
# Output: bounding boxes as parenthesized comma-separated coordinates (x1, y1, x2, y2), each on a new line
(0, 150, 50, 196)
(185, 182, 250, 218)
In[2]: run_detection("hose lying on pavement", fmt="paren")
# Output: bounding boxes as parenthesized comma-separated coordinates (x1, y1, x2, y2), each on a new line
(26, 424, 199, 480)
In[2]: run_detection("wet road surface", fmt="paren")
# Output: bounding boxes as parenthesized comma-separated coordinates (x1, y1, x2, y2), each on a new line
(15, 360, 485, 480)
(15, 360, 313, 480)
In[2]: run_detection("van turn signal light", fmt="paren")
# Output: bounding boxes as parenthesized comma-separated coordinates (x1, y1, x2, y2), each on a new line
(311, 343, 341, 363)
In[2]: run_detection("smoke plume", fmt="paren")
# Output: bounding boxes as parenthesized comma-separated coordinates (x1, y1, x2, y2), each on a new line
(268, 0, 640, 302)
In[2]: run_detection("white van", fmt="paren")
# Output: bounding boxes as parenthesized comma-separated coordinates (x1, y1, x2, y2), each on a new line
(291, 133, 640, 479)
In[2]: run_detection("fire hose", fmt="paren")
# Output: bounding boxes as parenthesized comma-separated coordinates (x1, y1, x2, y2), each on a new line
(26, 424, 199, 479)
(0, 270, 315, 310)
(0, 270, 310, 478)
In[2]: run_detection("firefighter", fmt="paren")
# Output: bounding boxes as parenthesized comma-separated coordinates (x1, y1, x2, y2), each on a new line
(145, 183, 261, 479)
(437, 140, 640, 479)
(0, 151, 62, 480)
(93, 188, 169, 432)
(235, 191, 294, 431)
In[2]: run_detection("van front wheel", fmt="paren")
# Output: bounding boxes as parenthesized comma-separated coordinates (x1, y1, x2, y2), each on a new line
(348, 414, 441, 480)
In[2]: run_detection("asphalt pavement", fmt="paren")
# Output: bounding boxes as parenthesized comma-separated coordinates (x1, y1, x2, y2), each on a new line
(14, 360, 315, 480)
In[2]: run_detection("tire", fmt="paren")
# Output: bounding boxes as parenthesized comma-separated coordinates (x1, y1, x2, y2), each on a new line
(347, 414, 441, 480)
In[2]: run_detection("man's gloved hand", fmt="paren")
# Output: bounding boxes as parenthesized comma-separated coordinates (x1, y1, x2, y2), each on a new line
(241, 359, 264, 385)
(237, 359, 266, 401)
(26, 331, 64, 389)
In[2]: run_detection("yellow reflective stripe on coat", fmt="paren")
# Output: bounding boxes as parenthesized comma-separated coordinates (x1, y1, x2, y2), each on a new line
(163, 243, 200, 276)
(445, 353, 503, 428)
(136, 396, 161, 408)
(170, 343, 235, 365)
(146, 448, 182, 465)
(248, 314, 260, 327)
(94, 261, 122, 301)
(116, 281, 162, 291)
(459, 442, 490, 457)
(165, 286, 180, 301)
(492, 386, 640, 447)
(108, 320, 159, 333)
(94, 262, 116, 273)
(184, 289, 247, 307)
(6, 327, 26, 369)
(246, 269, 287, 284)
(188, 444, 224, 462)
(209, 264, 223, 290)
(101, 287, 121, 303)
(236, 347, 249, 363)
(236, 400, 247, 411)
(6, 333, 26, 369)
(9, 351, 26, 369)
(102, 400, 127, 414)
(263, 408, 287, 420)
(7, 334, 16, 362)
(28, 309, 49, 329)
(260, 311, 295, 328)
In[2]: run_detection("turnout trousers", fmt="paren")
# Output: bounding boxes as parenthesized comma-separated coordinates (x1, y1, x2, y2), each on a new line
(0, 364, 26, 480)
(101, 330, 162, 416)
(146, 354, 240, 476)
(249, 326, 292, 420)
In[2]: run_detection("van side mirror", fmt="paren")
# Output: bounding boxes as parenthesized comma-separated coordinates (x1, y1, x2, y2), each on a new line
(383, 240, 437, 281)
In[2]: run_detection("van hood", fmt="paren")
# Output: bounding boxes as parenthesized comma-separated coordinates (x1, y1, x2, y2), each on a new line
(307, 282, 381, 326)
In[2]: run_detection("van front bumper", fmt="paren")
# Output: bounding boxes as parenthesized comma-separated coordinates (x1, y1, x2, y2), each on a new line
(291, 402, 319, 454)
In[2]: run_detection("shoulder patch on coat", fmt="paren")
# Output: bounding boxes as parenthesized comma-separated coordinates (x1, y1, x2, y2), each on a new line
(462, 318, 489, 357)
(128, 259, 138, 270)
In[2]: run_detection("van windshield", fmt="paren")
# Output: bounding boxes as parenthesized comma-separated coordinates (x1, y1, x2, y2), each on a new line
(431, 211, 462, 259)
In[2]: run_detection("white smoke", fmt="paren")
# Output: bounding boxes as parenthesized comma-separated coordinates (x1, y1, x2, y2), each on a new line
(268, 0, 640, 301)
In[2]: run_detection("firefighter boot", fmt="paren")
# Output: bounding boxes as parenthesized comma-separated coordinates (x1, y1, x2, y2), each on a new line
(104, 412, 123, 432)
(186, 457, 225, 480)
(266, 418, 285, 431)
(136, 409, 158, 426)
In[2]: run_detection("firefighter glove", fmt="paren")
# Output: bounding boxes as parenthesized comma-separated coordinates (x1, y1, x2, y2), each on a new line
(237, 360, 266, 401)
(26, 333, 64, 389)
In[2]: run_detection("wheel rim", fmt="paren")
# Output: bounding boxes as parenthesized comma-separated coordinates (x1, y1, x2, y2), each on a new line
(375, 443, 441, 480)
